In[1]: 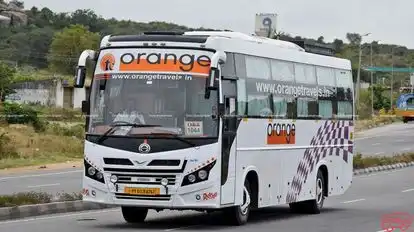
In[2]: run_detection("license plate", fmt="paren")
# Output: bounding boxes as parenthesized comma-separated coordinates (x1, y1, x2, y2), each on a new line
(124, 187, 160, 195)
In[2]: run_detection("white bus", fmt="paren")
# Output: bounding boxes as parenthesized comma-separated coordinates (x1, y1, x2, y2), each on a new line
(74, 31, 354, 225)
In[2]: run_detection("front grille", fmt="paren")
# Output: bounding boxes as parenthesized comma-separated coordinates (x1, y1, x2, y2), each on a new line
(103, 158, 133, 166)
(116, 174, 176, 186)
(115, 193, 171, 201)
(147, 159, 180, 166)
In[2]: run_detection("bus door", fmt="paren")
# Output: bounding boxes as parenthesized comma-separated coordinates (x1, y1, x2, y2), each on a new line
(220, 79, 238, 205)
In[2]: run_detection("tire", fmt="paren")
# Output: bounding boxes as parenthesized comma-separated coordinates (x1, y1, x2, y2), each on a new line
(403, 117, 408, 123)
(224, 178, 252, 225)
(289, 169, 325, 214)
(121, 207, 148, 223)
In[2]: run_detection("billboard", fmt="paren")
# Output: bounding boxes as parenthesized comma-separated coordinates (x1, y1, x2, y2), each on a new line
(254, 13, 277, 37)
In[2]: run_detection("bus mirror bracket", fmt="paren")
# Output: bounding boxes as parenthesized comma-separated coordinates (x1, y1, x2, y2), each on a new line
(205, 51, 226, 99)
(74, 50, 96, 88)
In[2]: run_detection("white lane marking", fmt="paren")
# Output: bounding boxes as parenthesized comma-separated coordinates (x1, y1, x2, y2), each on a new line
(341, 199, 365, 204)
(396, 139, 405, 142)
(402, 188, 414, 193)
(374, 152, 385, 155)
(0, 170, 82, 181)
(372, 143, 381, 146)
(401, 148, 412, 152)
(164, 225, 201, 231)
(0, 209, 119, 225)
(27, 183, 61, 188)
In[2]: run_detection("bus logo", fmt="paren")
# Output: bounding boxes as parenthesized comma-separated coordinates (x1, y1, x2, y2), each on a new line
(138, 142, 151, 153)
(267, 123, 296, 145)
(100, 53, 115, 71)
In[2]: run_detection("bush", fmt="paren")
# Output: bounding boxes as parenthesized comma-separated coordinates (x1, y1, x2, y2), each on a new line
(353, 152, 414, 169)
(2, 102, 47, 132)
(46, 123, 85, 139)
(0, 191, 82, 208)
(0, 132, 18, 160)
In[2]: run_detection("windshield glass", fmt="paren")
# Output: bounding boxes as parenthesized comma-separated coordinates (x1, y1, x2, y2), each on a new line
(88, 48, 218, 138)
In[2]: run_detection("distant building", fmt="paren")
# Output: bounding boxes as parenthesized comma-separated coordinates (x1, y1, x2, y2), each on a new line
(5, 78, 91, 109)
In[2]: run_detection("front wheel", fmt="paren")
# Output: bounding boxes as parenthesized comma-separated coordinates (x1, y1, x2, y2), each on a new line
(121, 207, 148, 223)
(223, 179, 252, 225)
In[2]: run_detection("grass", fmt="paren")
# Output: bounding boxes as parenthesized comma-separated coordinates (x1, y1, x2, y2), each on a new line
(0, 192, 82, 208)
(355, 115, 402, 132)
(0, 123, 84, 169)
(353, 152, 414, 169)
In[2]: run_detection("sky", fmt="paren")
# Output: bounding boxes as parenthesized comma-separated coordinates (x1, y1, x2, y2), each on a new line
(21, 0, 414, 48)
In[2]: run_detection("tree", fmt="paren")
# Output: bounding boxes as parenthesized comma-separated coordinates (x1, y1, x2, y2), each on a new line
(332, 39, 344, 53)
(48, 24, 100, 74)
(317, 36, 324, 43)
(346, 33, 362, 45)
(0, 62, 16, 102)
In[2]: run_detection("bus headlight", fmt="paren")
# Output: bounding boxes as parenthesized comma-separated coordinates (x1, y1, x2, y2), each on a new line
(84, 159, 105, 184)
(88, 167, 96, 176)
(188, 174, 196, 183)
(181, 160, 216, 187)
(110, 175, 118, 183)
(198, 170, 208, 180)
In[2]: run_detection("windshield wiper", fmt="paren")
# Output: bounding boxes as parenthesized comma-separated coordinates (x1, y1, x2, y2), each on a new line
(149, 132, 197, 147)
(96, 123, 161, 144)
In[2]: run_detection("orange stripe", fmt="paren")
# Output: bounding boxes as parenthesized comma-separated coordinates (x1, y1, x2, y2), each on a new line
(119, 59, 210, 74)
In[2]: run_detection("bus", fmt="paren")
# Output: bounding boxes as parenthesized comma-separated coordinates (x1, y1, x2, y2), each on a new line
(74, 31, 354, 225)
(395, 93, 414, 123)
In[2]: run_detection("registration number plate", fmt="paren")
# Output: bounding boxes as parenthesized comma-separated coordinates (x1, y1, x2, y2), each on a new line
(124, 187, 160, 195)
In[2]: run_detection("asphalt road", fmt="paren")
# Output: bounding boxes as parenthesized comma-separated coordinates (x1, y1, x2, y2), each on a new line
(355, 122, 414, 156)
(0, 168, 82, 195)
(0, 166, 413, 232)
(0, 122, 411, 195)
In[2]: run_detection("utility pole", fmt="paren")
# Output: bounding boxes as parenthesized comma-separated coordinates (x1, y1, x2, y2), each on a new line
(370, 42, 374, 117)
(391, 47, 394, 110)
(355, 33, 371, 117)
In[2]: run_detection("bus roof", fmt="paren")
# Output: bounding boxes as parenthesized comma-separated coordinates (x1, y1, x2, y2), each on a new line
(102, 31, 351, 70)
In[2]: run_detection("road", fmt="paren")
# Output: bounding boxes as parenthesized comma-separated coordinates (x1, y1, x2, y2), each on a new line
(0, 166, 413, 232)
(0, 122, 411, 195)
(0, 168, 82, 195)
(355, 122, 414, 156)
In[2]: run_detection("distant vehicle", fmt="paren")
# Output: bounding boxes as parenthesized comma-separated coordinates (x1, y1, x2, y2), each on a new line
(395, 93, 414, 123)
(73, 30, 354, 225)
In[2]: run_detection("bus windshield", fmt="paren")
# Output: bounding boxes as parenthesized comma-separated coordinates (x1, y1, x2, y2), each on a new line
(88, 48, 218, 138)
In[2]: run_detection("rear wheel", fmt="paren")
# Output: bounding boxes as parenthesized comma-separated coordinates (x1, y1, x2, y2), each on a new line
(224, 178, 252, 225)
(403, 117, 409, 123)
(289, 169, 325, 214)
(121, 207, 148, 223)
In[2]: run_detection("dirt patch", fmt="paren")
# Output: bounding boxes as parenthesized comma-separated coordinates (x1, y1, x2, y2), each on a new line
(0, 160, 82, 175)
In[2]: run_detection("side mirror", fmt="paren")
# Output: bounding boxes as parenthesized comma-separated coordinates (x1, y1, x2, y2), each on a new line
(74, 66, 86, 88)
(81, 100, 89, 114)
(204, 67, 219, 99)
(206, 67, 219, 90)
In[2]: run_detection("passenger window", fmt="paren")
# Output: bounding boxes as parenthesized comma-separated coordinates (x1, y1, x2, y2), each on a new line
(294, 64, 317, 84)
(319, 100, 333, 118)
(297, 98, 318, 118)
(272, 96, 288, 118)
(247, 94, 273, 117)
(338, 101, 353, 119)
(245, 55, 271, 80)
(317, 67, 336, 87)
(237, 78, 247, 116)
(271, 60, 294, 82)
